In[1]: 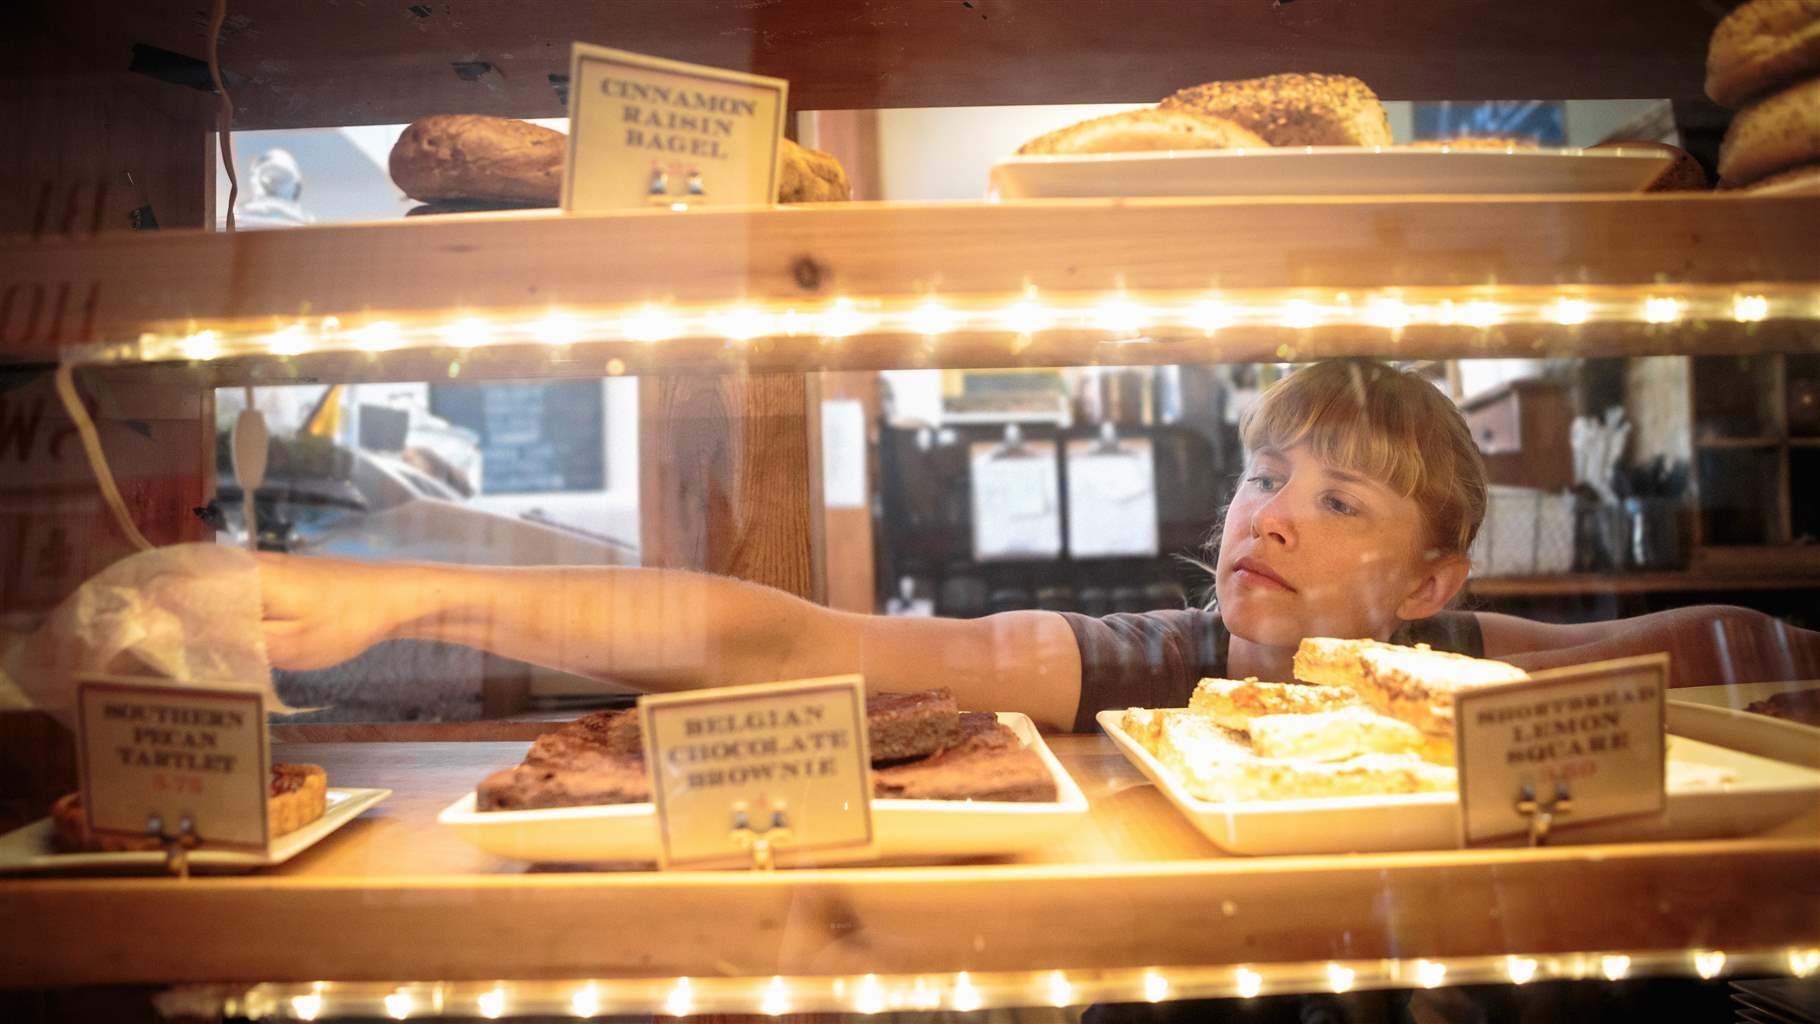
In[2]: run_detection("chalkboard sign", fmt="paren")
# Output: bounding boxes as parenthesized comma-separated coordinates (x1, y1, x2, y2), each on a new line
(429, 380, 604, 495)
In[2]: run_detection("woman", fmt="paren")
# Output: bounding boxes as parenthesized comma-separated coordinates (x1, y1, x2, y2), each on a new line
(258, 360, 1819, 730)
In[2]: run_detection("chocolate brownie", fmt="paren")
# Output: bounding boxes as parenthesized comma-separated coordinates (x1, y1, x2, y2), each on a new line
(478, 695, 1050, 811)
(1747, 687, 1820, 726)
(570, 708, 644, 751)
(476, 754, 651, 811)
(866, 688, 962, 762)
(525, 709, 644, 768)
(871, 720, 1058, 802)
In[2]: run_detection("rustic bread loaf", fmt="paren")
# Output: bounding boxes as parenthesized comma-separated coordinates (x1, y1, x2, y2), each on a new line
(390, 115, 566, 205)
(1706, 0, 1820, 108)
(1718, 76, 1820, 185)
(1017, 107, 1269, 155)
(1161, 73, 1392, 147)
(778, 137, 852, 201)
(391, 116, 850, 205)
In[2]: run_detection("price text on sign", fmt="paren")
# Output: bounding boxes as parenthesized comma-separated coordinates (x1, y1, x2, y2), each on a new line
(77, 676, 270, 849)
(640, 675, 873, 868)
(1455, 654, 1668, 845)
(563, 43, 787, 212)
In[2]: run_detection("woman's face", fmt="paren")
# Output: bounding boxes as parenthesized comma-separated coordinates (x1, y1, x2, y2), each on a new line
(1214, 444, 1436, 646)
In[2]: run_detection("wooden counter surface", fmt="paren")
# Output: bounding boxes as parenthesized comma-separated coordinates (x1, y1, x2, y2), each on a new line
(3, 737, 1816, 988)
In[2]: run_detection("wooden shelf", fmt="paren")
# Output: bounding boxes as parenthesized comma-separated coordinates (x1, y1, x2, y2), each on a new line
(2, 739, 1815, 989)
(1467, 571, 1820, 599)
(6, 195, 1820, 378)
(18, 0, 1717, 130)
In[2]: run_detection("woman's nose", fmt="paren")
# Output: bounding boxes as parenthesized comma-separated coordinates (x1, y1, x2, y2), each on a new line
(1250, 492, 1297, 548)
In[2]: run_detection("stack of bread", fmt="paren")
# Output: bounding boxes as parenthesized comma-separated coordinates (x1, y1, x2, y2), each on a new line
(1121, 639, 1529, 803)
(1018, 72, 1392, 155)
(1708, 0, 1820, 192)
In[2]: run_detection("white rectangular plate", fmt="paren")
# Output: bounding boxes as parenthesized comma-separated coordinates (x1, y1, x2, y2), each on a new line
(1669, 681, 1820, 769)
(439, 713, 1088, 866)
(990, 146, 1672, 199)
(1097, 710, 1819, 856)
(0, 788, 391, 874)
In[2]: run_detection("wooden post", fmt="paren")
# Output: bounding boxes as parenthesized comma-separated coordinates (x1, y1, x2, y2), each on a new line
(640, 372, 827, 602)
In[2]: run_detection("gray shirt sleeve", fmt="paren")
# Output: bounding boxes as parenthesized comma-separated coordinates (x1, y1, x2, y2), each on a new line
(1060, 608, 1483, 733)
(1059, 609, 1228, 732)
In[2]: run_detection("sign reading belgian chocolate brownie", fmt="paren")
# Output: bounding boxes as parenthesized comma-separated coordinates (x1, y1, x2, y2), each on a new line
(76, 675, 271, 849)
(564, 43, 788, 212)
(640, 675, 874, 868)
(1455, 654, 1668, 846)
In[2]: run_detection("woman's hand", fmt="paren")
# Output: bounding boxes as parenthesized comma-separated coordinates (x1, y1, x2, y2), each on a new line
(255, 552, 420, 671)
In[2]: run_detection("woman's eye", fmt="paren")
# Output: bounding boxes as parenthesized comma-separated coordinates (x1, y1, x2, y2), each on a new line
(1323, 495, 1359, 516)
(1247, 474, 1280, 493)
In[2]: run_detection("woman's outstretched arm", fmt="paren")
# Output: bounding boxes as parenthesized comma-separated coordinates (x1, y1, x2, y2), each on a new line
(256, 554, 1084, 730)
(1477, 606, 1820, 687)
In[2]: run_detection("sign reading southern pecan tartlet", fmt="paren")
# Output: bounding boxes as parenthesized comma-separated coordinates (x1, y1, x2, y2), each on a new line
(76, 675, 273, 850)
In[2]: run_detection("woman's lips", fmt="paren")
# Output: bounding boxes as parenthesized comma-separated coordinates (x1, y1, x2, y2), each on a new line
(1233, 558, 1295, 592)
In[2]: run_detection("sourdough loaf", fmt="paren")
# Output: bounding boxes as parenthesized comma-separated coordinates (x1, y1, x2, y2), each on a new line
(1017, 107, 1268, 155)
(1706, 0, 1820, 108)
(1719, 76, 1820, 185)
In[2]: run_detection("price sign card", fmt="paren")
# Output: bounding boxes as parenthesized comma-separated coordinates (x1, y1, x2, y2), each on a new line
(640, 675, 874, 869)
(1456, 654, 1668, 846)
(77, 675, 271, 849)
(564, 43, 788, 211)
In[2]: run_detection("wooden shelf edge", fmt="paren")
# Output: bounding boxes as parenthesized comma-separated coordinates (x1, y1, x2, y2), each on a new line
(5, 196, 1820, 376)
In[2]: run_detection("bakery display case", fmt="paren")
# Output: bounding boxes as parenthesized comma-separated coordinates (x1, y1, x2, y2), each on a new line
(4, 1, 1820, 1021)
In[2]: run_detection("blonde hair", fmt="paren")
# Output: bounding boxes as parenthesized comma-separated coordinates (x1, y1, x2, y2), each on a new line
(1240, 360, 1488, 558)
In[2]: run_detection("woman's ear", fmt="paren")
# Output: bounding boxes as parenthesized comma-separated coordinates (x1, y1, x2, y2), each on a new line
(1396, 552, 1472, 621)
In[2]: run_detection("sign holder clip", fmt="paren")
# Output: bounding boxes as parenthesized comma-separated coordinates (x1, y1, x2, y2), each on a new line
(146, 811, 200, 878)
(729, 799, 791, 871)
(1515, 781, 1574, 846)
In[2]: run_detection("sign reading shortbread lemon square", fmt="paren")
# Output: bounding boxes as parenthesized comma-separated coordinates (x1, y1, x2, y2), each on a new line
(77, 675, 272, 850)
(1455, 654, 1667, 846)
(640, 675, 874, 869)
(564, 43, 787, 211)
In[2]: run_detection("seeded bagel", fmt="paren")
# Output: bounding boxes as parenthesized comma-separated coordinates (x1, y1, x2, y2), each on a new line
(1161, 73, 1392, 147)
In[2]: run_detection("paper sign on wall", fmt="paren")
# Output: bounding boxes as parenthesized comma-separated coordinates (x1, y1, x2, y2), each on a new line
(1455, 654, 1668, 846)
(640, 675, 874, 868)
(564, 43, 788, 211)
(77, 676, 271, 849)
